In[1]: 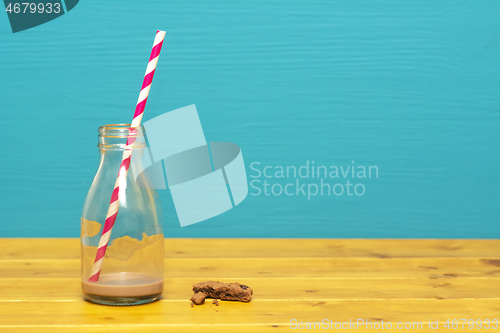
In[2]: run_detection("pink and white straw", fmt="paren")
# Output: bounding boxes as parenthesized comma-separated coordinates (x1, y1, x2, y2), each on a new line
(89, 30, 166, 282)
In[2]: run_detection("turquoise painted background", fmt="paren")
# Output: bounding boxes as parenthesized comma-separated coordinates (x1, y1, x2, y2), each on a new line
(1, 1, 499, 238)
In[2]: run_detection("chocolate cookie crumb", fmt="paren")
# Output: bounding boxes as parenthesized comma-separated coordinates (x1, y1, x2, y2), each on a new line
(190, 302, 194, 308)
(190, 292, 208, 305)
(191, 281, 253, 303)
(212, 299, 219, 306)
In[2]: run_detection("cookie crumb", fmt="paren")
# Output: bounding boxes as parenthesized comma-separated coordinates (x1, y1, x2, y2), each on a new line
(190, 302, 194, 308)
(212, 299, 219, 306)
(190, 292, 208, 305)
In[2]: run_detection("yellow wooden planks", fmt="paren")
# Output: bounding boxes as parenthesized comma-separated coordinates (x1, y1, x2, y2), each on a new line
(0, 238, 499, 259)
(2, 323, 499, 333)
(0, 277, 499, 301)
(0, 257, 499, 279)
(0, 238, 498, 332)
(0, 299, 498, 326)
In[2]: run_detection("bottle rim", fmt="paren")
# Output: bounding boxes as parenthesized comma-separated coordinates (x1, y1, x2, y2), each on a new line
(98, 124, 145, 138)
(98, 124, 146, 151)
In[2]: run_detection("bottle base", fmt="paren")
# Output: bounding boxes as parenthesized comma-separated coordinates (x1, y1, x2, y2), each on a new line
(84, 293, 162, 306)
(81, 272, 164, 305)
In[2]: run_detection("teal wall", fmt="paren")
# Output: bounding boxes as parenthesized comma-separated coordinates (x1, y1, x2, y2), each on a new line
(1, 1, 499, 238)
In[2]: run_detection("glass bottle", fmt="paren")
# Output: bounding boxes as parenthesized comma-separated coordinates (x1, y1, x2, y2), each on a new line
(81, 124, 164, 305)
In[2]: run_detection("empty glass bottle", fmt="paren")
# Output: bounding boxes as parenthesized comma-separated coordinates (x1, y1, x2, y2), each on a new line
(81, 124, 164, 305)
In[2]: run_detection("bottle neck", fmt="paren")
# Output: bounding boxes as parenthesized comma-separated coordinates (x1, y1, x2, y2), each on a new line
(94, 124, 147, 183)
(98, 124, 146, 154)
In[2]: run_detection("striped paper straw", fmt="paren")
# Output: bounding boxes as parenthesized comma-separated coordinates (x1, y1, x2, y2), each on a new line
(88, 30, 166, 282)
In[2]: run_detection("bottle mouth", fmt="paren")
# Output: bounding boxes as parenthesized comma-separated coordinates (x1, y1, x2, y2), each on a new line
(98, 124, 144, 138)
(98, 124, 146, 151)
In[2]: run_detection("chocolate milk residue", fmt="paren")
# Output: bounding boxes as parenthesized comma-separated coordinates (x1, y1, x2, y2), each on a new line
(82, 272, 163, 297)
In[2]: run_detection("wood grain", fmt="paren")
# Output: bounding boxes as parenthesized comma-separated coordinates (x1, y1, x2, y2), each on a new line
(0, 277, 499, 301)
(1, 257, 499, 279)
(0, 238, 498, 332)
(0, 238, 498, 259)
(0, 299, 499, 324)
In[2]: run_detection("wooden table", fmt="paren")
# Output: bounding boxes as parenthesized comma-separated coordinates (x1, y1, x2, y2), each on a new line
(0, 239, 498, 332)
